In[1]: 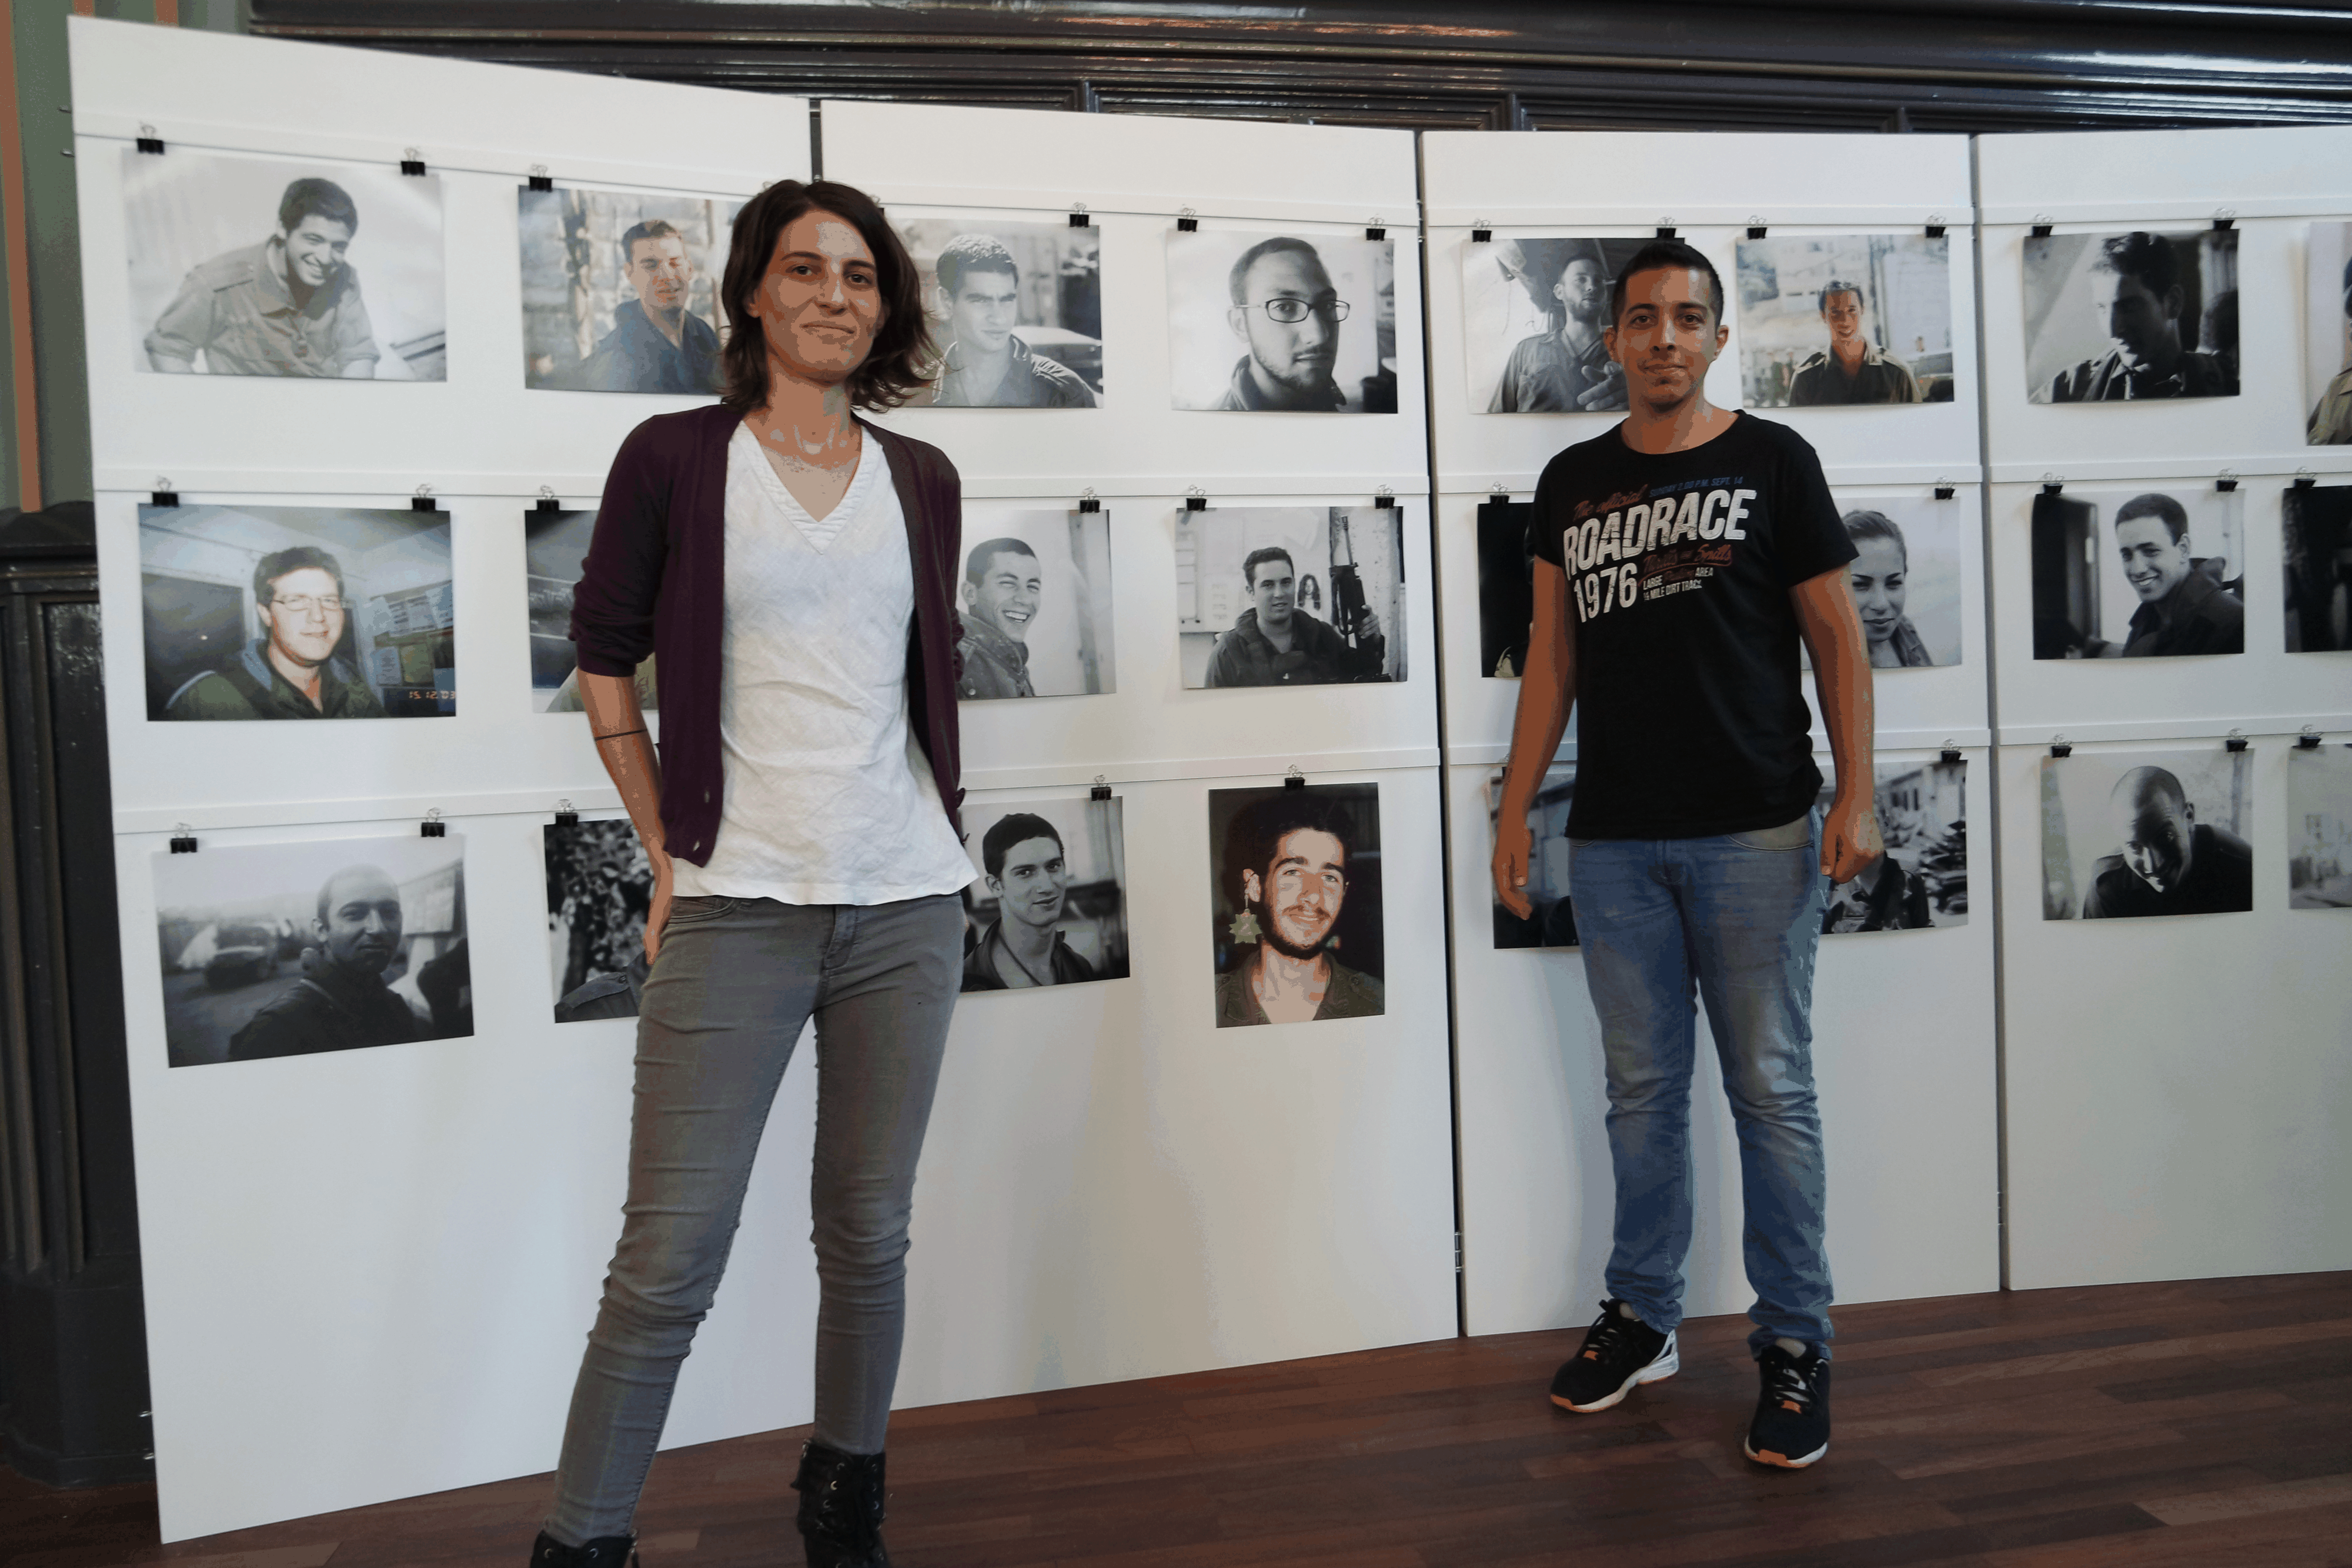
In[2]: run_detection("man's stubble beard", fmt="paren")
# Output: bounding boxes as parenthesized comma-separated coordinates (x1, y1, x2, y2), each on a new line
(1252, 897, 1333, 962)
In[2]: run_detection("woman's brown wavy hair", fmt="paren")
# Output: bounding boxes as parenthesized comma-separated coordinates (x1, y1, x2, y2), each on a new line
(719, 179, 932, 414)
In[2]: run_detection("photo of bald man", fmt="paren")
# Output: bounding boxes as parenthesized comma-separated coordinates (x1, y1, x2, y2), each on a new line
(152, 834, 473, 1067)
(1168, 229, 1398, 413)
(2040, 750, 2253, 921)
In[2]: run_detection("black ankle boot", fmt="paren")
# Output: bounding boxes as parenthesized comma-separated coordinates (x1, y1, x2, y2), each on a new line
(528, 1530, 637, 1566)
(791, 1440, 890, 1567)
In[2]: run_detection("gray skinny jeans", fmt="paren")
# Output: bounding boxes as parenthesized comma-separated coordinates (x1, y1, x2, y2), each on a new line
(545, 891, 964, 1546)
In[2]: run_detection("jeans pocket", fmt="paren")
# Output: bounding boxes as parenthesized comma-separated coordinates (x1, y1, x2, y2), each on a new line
(664, 894, 739, 927)
(1726, 814, 1815, 851)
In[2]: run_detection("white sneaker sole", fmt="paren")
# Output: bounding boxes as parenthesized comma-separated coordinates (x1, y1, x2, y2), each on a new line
(1550, 1334, 1680, 1413)
(1743, 1437, 1829, 1469)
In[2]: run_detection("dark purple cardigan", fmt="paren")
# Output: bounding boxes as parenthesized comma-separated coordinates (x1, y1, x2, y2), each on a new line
(570, 403, 965, 867)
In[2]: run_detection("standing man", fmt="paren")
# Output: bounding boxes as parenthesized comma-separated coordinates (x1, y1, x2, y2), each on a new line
(1204, 546, 1385, 687)
(1491, 240, 1880, 1471)
(963, 813, 1099, 988)
(226, 865, 420, 1058)
(956, 536, 1041, 699)
(1215, 792, 1383, 1026)
(1216, 238, 1394, 412)
(579, 219, 724, 394)
(146, 176, 378, 378)
(165, 546, 387, 720)
(2047, 232, 2236, 402)
(929, 234, 1097, 407)
(1491, 241, 1624, 413)
(1786, 281, 1923, 405)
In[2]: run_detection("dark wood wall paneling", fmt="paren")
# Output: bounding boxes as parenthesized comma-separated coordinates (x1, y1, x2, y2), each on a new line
(248, 0, 2352, 133)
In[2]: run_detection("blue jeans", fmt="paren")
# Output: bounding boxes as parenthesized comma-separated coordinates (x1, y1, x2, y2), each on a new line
(1568, 810, 1833, 1359)
(545, 892, 964, 1546)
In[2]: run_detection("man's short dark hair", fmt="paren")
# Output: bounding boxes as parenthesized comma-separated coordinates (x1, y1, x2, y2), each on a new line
(278, 178, 359, 236)
(1840, 509, 1908, 569)
(1242, 546, 1295, 590)
(1610, 239, 1724, 326)
(982, 813, 1063, 880)
(619, 218, 683, 270)
(2096, 232, 2180, 300)
(964, 536, 1037, 584)
(2115, 492, 2190, 545)
(1228, 237, 1326, 307)
(1230, 791, 1356, 907)
(2341, 253, 2351, 319)
(1817, 280, 1865, 313)
(937, 234, 1019, 299)
(254, 546, 346, 606)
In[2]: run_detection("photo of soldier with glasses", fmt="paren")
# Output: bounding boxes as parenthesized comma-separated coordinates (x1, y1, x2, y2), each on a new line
(1167, 229, 1397, 413)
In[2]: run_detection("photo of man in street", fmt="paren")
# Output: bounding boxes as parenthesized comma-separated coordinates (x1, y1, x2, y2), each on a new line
(1786, 280, 1924, 405)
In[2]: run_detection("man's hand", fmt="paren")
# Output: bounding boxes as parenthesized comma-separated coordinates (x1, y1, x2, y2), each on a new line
(1493, 808, 1535, 920)
(1821, 793, 1884, 884)
(641, 838, 676, 965)
(1353, 606, 1384, 644)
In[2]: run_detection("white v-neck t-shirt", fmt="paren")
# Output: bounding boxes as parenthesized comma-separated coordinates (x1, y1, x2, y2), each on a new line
(669, 424, 974, 907)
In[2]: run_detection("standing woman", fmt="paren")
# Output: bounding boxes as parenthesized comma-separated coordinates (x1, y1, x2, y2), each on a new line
(531, 180, 974, 1568)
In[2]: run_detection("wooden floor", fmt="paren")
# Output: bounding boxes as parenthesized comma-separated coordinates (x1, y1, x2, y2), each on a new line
(9, 1272, 2350, 1568)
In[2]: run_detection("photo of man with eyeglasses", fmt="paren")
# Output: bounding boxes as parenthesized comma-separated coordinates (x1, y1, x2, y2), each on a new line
(1210, 784, 1385, 1028)
(1168, 230, 1398, 413)
(142, 504, 456, 721)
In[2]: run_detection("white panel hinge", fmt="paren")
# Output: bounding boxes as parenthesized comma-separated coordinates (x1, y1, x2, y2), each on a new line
(1454, 1232, 1464, 1273)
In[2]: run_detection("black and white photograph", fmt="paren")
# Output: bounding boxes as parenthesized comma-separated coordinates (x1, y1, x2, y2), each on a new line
(2029, 486, 2244, 660)
(1829, 493, 1963, 668)
(1208, 783, 1383, 1027)
(526, 507, 657, 713)
(123, 148, 445, 380)
(1735, 233, 1953, 407)
(519, 183, 739, 395)
(2288, 744, 2352, 911)
(2040, 748, 2253, 921)
(1814, 758, 1969, 932)
(2284, 483, 2352, 653)
(895, 217, 1101, 407)
(2304, 222, 2352, 444)
(141, 503, 455, 720)
(1167, 229, 1396, 413)
(1477, 498, 1536, 678)
(152, 834, 470, 1067)
(1177, 506, 1405, 688)
(955, 510, 1116, 700)
(544, 818, 653, 1023)
(957, 797, 1130, 992)
(2021, 229, 2239, 403)
(1488, 765, 1578, 950)
(1461, 236, 1648, 414)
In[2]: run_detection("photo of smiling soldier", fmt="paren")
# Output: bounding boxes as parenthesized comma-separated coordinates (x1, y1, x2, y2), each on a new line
(957, 797, 1130, 992)
(953, 510, 1118, 699)
(2030, 486, 2244, 660)
(1168, 228, 1396, 413)
(1210, 783, 1385, 1027)
(125, 149, 446, 380)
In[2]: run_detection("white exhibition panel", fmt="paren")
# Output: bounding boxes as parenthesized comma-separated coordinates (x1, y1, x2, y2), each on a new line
(898, 769, 1456, 1410)
(1984, 477, 2351, 745)
(1993, 738, 2352, 1291)
(1418, 131, 1980, 490)
(70, 16, 808, 498)
(1977, 125, 2352, 482)
(1446, 751, 2000, 1339)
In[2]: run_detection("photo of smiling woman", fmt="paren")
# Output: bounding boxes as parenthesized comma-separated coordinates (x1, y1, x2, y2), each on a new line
(1829, 496, 1961, 668)
(540, 180, 972, 1568)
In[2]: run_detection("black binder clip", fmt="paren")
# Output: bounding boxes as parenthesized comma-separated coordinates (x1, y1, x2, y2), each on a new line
(1091, 775, 1113, 802)
(2042, 479, 2064, 497)
(421, 809, 447, 838)
(1284, 766, 1307, 791)
(1373, 487, 1395, 509)
(1068, 206, 1091, 229)
(1185, 487, 1207, 512)
(2226, 731, 2249, 753)
(1470, 222, 1492, 243)
(135, 124, 164, 155)
(2216, 472, 2239, 493)
(412, 486, 439, 513)
(537, 493, 563, 513)
(2293, 470, 2318, 490)
(2212, 212, 2236, 232)
(1365, 222, 1387, 241)
(1655, 225, 1678, 239)
(2049, 737, 2072, 759)
(169, 823, 198, 854)
(528, 165, 554, 192)
(554, 798, 579, 827)
(1176, 207, 1198, 233)
(1940, 745, 1963, 765)
(151, 478, 179, 509)
(2030, 220, 2054, 238)
(1746, 225, 1767, 240)
(1077, 487, 1101, 514)
(400, 148, 427, 177)
(1925, 218, 1947, 239)
(1934, 481, 1956, 500)
(2300, 729, 2325, 750)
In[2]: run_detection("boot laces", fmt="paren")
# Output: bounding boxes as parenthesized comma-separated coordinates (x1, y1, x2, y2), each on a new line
(1764, 1353, 1814, 1411)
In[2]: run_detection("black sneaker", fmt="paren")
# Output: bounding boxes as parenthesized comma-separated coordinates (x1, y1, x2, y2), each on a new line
(1744, 1345, 1832, 1468)
(1549, 1299, 1679, 1413)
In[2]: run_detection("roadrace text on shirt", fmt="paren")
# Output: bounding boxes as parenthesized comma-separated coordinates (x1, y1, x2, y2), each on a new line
(1564, 480, 1757, 623)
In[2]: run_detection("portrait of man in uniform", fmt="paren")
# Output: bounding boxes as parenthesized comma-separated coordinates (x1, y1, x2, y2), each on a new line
(2041, 751, 2253, 921)
(2025, 229, 2239, 403)
(928, 233, 1098, 407)
(1168, 229, 1396, 413)
(893, 218, 1102, 407)
(956, 798, 1130, 992)
(1210, 784, 1385, 1028)
(1471, 238, 1645, 414)
(1735, 232, 1951, 408)
(519, 185, 737, 394)
(576, 219, 724, 394)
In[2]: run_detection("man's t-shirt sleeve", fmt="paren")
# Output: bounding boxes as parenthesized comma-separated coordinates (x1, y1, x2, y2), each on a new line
(1771, 428, 1859, 586)
(1529, 457, 1566, 568)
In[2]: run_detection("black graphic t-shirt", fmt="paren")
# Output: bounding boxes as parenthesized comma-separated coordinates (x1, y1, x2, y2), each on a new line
(1531, 414, 1855, 840)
